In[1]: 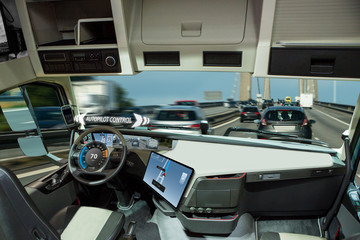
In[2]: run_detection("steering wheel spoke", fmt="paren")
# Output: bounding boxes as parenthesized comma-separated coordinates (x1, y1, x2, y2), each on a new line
(68, 126, 127, 185)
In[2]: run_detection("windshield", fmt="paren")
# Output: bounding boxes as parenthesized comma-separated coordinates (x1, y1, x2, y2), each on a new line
(0, 72, 358, 185)
(66, 72, 357, 148)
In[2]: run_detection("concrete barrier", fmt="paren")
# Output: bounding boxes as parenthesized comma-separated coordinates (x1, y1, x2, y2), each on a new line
(314, 101, 354, 114)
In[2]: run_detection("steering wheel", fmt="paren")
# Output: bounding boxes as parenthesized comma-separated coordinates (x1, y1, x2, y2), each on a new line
(68, 126, 127, 185)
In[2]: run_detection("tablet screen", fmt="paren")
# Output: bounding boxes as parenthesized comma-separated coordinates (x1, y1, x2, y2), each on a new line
(143, 152, 194, 209)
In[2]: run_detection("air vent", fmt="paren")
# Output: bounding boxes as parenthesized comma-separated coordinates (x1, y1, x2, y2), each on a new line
(203, 52, 242, 67)
(144, 52, 180, 66)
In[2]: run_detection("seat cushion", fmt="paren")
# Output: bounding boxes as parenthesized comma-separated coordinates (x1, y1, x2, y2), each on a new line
(50, 205, 80, 234)
(261, 232, 326, 240)
(61, 206, 124, 240)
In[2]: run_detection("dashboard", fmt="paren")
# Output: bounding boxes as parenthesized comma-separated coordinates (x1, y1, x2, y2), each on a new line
(81, 132, 174, 151)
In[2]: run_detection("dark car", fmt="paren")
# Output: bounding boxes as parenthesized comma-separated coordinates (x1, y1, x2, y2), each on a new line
(257, 106, 315, 139)
(262, 99, 274, 109)
(240, 106, 261, 122)
(238, 100, 249, 108)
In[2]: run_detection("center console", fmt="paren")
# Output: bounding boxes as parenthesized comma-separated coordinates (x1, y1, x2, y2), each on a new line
(143, 152, 246, 235)
(176, 173, 246, 234)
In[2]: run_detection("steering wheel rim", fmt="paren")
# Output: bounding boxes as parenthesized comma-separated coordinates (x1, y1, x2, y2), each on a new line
(68, 126, 127, 185)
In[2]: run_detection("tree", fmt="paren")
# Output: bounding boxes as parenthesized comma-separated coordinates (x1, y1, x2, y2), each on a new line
(115, 85, 134, 108)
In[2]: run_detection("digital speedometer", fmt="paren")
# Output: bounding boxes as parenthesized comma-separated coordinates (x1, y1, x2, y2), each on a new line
(79, 141, 109, 171)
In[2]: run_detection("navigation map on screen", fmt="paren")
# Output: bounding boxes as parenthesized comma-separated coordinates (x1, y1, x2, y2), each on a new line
(143, 152, 194, 209)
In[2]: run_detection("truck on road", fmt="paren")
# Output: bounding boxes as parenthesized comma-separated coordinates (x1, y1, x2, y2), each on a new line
(300, 93, 313, 109)
(72, 80, 118, 115)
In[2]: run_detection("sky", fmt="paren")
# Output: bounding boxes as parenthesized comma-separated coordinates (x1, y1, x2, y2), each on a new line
(92, 72, 360, 107)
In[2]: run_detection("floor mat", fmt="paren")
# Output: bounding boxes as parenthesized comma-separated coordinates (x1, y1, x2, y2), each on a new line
(256, 218, 321, 239)
(118, 200, 161, 240)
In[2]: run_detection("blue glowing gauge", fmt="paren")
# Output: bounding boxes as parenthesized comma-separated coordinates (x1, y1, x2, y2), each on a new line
(79, 147, 89, 169)
(78, 141, 109, 171)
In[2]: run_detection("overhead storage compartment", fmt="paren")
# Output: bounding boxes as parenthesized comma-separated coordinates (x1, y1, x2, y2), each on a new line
(129, 0, 261, 72)
(269, 48, 360, 78)
(141, 0, 248, 45)
(254, 0, 360, 80)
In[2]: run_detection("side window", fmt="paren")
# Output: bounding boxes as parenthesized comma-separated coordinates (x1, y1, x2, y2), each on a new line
(26, 84, 66, 130)
(0, 88, 22, 133)
(0, 84, 69, 185)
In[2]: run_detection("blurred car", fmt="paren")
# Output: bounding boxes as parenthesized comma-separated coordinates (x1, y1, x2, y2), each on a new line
(238, 101, 249, 109)
(248, 98, 257, 106)
(282, 102, 296, 106)
(174, 100, 198, 106)
(256, 106, 315, 139)
(119, 106, 148, 116)
(224, 101, 237, 108)
(262, 99, 274, 109)
(240, 106, 261, 122)
(150, 106, 209, 134)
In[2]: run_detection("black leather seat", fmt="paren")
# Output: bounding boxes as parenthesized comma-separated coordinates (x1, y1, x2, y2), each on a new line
(0, 165, 125, 240)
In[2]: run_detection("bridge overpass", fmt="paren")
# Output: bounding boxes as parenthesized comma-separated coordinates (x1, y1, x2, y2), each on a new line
(237, 73, 348, 103)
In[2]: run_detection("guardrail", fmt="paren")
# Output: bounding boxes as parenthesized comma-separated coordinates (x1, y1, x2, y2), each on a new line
(314, 101, 354, 114)
(199, 101, 224, 108)
(207, 110, 239, 126)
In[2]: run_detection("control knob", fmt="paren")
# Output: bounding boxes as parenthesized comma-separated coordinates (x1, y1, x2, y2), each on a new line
(105, 56, 117, 67)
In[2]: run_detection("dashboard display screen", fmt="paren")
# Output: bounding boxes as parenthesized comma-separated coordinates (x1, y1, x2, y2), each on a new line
(93, 133, 114, 147)
(143, 152, 194, 209)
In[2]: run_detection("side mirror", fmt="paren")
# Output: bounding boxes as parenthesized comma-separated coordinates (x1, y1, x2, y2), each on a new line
(18, 136, 48, 156)
(200, 120, 209, 134)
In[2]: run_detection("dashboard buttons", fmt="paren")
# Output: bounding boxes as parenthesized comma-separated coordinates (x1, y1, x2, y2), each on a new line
(189, 207, 196, 213)
(197, 207, 204, 213)
(205, 208, 212, 213)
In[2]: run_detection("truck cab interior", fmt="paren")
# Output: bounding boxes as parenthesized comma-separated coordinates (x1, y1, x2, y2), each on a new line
(0, 0, 360, 239)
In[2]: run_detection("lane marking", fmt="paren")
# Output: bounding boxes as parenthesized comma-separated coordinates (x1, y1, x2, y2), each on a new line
(0, 148, 69, 162)
(16, 166, 59, 179)
(313, 108, 350, 127)
(213, 117, 240, 129)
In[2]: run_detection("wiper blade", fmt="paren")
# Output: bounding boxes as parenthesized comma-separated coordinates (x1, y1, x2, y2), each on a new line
(224, 127, 329, 147)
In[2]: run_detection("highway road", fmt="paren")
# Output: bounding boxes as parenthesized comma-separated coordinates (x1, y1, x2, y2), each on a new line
(0, 104, 356, 185)
(212, 105, 352, 148)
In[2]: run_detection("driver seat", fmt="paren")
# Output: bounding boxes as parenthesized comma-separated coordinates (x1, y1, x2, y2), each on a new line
(0, 165, 125, 240)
